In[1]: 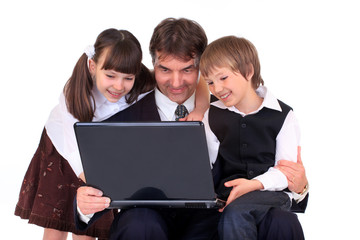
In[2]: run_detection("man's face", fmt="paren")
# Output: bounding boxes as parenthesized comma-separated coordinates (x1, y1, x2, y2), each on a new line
(154, 53, 199, 104)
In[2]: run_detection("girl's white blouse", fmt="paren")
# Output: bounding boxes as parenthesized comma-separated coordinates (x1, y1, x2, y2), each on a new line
(45, 87, 150, 177)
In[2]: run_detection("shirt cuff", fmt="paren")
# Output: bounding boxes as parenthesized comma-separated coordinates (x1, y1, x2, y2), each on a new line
(77, 206, 94, 224)
(292, 183, 310, 203)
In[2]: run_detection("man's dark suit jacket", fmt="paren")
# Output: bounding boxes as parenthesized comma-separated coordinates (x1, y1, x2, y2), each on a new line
(74, 90, 308, 231)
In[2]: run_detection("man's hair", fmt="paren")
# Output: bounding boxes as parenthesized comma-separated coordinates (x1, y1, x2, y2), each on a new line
(149, 18, 207, 67)
(200, 36, 264, 89)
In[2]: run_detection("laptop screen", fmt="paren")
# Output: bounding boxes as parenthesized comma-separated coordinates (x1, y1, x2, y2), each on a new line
(74, 121, 218, 208)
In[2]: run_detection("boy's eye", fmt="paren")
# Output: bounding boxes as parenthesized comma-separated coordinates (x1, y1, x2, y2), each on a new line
(206, 81, 213, 85)
(220, 76, 228, 81)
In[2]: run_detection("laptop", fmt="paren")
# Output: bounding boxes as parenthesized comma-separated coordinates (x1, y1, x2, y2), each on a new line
(74, 121, 225, 209)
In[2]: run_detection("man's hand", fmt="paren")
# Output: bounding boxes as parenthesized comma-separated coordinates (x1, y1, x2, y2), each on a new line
(275, 146, 308, 194)
(77, 186, 111, 215)
(219, 178, 263, 212)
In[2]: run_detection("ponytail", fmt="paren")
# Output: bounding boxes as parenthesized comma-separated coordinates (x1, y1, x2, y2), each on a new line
(64, 54, 95, 122)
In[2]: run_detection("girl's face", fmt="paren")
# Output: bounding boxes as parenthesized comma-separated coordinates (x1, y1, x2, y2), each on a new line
(204, 67, 252, 110)
(89, 52, 135, 103)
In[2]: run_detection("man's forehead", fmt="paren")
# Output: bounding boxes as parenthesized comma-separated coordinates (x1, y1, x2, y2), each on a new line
(156, 54, 196, 69)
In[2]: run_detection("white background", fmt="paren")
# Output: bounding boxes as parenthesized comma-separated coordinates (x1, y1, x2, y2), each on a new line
(1, 0, 359, 239)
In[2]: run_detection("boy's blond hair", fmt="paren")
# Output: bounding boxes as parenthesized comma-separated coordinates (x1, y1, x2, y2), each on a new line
(200, 36, 264, 89)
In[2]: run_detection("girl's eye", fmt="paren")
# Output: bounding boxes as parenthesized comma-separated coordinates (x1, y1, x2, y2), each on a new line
(125, 77, 134, 81)
(206, 81, 213, 85)
(106, 74, 115, 78)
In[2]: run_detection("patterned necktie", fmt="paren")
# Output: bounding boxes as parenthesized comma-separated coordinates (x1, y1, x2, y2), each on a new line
(175, 104, 189, 121)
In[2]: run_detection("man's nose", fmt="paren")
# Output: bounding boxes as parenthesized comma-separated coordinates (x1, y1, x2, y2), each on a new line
(171, 72, 183, 88)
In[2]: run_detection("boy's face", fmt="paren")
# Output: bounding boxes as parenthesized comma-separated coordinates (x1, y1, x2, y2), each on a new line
(204, 67, 253, 110)
(154, 52, 199, 105)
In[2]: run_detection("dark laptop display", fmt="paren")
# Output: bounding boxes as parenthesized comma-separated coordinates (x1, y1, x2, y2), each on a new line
(74, 121, 225, 209)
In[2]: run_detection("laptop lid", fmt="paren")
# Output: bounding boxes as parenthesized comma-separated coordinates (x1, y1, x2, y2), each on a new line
(74, 121, 224, 209)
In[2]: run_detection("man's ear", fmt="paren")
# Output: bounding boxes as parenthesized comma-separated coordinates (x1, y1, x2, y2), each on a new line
(246, 64, 254, 81)
(89, 59, 96, 76)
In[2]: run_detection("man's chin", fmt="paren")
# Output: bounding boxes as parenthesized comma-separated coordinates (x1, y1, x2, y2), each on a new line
(169, 94, 187, 105)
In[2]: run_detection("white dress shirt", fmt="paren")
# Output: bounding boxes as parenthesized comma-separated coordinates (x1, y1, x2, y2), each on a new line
(154, 87, 195, 121)
(203, 86, 304, 201)
(45, 86, 150, 177)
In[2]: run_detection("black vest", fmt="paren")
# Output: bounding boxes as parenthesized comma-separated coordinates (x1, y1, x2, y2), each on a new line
(209, 100, 292, 199)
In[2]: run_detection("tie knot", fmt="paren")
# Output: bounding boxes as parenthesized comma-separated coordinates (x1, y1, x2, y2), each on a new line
(175, 104, 189, 121)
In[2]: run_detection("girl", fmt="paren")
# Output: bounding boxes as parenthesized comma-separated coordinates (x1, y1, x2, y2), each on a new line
(14, 28, 156, 240)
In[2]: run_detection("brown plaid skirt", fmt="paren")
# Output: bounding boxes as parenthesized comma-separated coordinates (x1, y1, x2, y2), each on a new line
(14, 128, 114, 239)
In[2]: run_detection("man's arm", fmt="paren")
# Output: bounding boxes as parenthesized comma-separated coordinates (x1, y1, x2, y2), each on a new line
(276, 146, 309, 212)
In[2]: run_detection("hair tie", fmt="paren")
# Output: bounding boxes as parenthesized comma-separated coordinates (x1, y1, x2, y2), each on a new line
(84, 45, 95, 59)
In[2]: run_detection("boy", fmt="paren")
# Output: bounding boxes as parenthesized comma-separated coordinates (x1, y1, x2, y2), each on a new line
(200, 36, 301, 239)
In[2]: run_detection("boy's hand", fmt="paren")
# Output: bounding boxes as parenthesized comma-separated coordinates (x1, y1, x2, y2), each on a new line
(179, 108, 204, 121)
(219, 178, 263, 212)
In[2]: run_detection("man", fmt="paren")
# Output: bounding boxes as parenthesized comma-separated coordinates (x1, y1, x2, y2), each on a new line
(75, 18, 309, 239)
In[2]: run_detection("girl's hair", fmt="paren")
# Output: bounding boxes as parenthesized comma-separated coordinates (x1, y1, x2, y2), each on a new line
(200, 36, 264, 89)
(64, 29, 155, 122)
(149, 18, 207, 67)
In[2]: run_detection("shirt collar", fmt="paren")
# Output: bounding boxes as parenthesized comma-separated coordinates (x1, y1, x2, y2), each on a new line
(211, 86, 282, 116)
(91, 85, 129, 121)
(154, 87, 195, 121)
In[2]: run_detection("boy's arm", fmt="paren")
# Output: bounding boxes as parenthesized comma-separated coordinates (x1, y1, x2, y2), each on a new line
(183, 75, 210, 121)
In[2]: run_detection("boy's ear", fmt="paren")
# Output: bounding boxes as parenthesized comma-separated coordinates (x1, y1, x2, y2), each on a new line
(246, 64, 254, 81)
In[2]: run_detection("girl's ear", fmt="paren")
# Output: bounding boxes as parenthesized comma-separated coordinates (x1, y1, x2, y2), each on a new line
(89, 59, 96, 77)
(246, 64, 254, 81)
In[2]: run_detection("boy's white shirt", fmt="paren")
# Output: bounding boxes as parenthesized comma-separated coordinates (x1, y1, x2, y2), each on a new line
(203, 86, 305, 202)
(45, 86, 151, 177)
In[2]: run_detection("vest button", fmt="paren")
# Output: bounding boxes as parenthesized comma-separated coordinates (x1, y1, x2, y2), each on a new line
(241, 123, 247, 128)
(242, 143, 248, 148)
(248, 170, 254, 176)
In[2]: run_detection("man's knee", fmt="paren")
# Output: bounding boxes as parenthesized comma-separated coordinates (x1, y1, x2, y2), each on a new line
(258, 208, 305, 240)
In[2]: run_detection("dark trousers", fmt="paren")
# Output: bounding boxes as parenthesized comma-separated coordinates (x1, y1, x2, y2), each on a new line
(109, 207, 221, 240)
(258, 207, 305, 240)
(218, 191, 292, 240)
